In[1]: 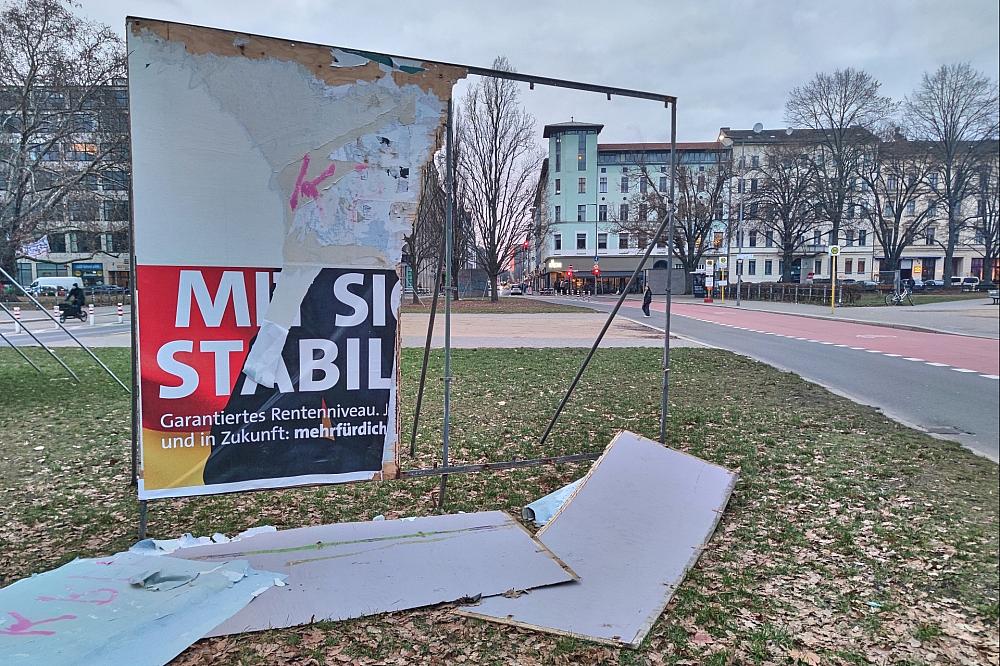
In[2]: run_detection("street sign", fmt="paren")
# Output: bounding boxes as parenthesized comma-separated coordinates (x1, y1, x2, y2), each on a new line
(718, 280, 728, 286)
(828, 245, 841, 257)
(912, 258, 923, 277)
(705, 276, 714, 287)
(705, 259, 715, 269)
(593, 255, 599, 262)
(718, 256, 728, 267)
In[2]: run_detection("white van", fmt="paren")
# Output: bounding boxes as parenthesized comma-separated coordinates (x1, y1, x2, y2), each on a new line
(28, 276, 83, 295)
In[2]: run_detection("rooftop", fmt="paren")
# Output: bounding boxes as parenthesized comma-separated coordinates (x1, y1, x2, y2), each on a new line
(597, 141, 723, 152)
(542, 121, 604, 138)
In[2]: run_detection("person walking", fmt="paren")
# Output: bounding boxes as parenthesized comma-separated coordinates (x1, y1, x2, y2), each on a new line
(641, 285, 652, 317)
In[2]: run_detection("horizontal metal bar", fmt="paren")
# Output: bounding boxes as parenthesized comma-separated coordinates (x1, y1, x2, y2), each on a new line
(400, 452, 601, 478)
(127, 16, 677, 104)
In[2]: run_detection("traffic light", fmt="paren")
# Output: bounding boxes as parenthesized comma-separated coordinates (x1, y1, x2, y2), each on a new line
(592, 263, 600, 277)
(566, 265, 574, 280)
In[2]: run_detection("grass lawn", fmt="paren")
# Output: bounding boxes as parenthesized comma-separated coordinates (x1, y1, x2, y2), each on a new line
(401, 296, 589, 314)
(852, 291, 989, 307)
(0, 347, 997, 665)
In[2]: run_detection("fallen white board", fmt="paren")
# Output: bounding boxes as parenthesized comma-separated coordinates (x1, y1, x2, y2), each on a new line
(171, 511, 576, 636)
(459, 431, 737, 647)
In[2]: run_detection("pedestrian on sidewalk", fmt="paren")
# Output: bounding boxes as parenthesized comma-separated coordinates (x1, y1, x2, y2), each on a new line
(642, 285, 652, 317)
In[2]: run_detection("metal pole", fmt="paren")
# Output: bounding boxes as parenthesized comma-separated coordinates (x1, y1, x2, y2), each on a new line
(0, 267, 130, 393)
(0, 301, 80, 382)
(409, 233, 447, 457)
(0, 329, 45, 373)
(438, 98, 454, 509)
(659, 102, 677, 445)
(410, 233, 447, 457)
(138, 500, 148, 539)
(539, 197, 675, 446)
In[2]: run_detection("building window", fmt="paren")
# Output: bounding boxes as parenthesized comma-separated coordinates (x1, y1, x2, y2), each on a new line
(814, 259, 822, 274)
(765, 231, 774, 247)
(857, 259, 866, 274)
(764, 260, 773, 275)
(48, 233, 67, 253)
(844, 258, 853, 274)
(926, 226, 935, 245)
(751, 155, 760, 167)
(576, 232, 587, 250)
(927, 201, 937, 216)
(638, 203, 647, 221)
(928, 172, 938, 189)
(750, 178, 758, 193)
(813, 230, 822, 245)
(747, 259, 756, 275)
(599, 176, 607, 193)
(618, 233, 629, 249)
(748, 231, 757, 247)
(748, 203, 759, 218)
(906, 200, 916, 215)
(845, 230, 855, 246)
(598, 205, 607, 221)
(577, 205, 586, 222)
(66, 142, 97, 161)
(619, 203, 628, 220)
(554, 234, 562, 250)
(638, 233, 648, 248)
(737, 178, 745, 194)
(554, 205, 561, 222)
(554, 178, 561, 195)
(577, 132, 586, 171)
(598, 233, 607, 250)
(620, 176, 628, 193)
(698, 175, 706, 190)
(554, 136, 561, 172)
(659, 176, 667, 192)
(713, 232, 723, 248)
(640, 178, 647, 194)
(578, 177, 586, 194)
(80, 174, 99, 191)
(736, 231, 744, 247)
(858, 230, 867, 246)
(103, 200, 129, 221)
(68, 200, 98, 222)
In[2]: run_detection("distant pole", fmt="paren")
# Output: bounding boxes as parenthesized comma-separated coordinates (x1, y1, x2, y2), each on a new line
(659, 101, 677, 445)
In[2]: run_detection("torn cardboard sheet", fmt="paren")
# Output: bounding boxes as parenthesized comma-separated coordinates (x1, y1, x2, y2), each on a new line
(522, 478, 583, 526)
(171, 511, 576, 636)
(0, 552, 283, 666)
(460, 431, 737, 647)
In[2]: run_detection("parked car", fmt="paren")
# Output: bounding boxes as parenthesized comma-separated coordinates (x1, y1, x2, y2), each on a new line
(27, 276, 83, 296)
(901, 278, 926, 292)
(510, 284, 523, 295)
(923, 279, 945, 288)
(961, 277, 980, 291)
(859, 280, 879, 291)
(87, 284, 128, 294)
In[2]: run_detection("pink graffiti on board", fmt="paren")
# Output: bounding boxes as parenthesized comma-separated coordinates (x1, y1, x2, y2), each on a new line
(37, 588, 119, 606)
(0, 611, 77, 636)
(289, 153, 337, 210)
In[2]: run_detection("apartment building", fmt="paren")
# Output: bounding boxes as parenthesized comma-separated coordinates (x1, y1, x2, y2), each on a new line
(719, 126, 998, 284)
(534, 121, 725, 293)
(2, 80, 131, 287)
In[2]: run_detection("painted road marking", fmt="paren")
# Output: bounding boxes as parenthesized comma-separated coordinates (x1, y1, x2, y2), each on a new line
(925, 362, 948, 367)
(981, 374, 1000, 380)
(903, 357, 925, 361)
(952, 368, 977, 373)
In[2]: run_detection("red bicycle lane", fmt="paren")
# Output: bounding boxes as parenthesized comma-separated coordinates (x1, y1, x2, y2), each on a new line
(653, 302, 1000, 376)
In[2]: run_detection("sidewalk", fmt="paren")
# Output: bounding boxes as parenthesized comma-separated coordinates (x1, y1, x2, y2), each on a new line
(675, 295, 999, 339)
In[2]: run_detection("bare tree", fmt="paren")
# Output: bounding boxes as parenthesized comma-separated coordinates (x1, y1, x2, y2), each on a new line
(905, 63, 999, 283)
(403, 146, 446, 304)
(457, 56, 541, 301)
(857, 135, 937, 273)
(611, 157, 730, 294)
(972, 162, 1000, 284)
(785, 68, 896, 244)
(745, 144, 819, 282)
(0, 0, 127, 276)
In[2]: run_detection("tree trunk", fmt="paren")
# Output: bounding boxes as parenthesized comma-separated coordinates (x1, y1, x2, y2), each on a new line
(943, 213, 959, 282)
(489, 273, 499, 302)
(782, 249, 795, 282)
(0, 243, 17, 282)
(453, 268, 461, 301)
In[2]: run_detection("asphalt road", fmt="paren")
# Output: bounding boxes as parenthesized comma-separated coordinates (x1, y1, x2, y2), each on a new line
(557, 295, 1000, 462)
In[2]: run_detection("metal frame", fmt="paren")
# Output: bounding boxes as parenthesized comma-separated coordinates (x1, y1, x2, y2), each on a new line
(122, 26, 679, 530)
(401, 66, 679, 507)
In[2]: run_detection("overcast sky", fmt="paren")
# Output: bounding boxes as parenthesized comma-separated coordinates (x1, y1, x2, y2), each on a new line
(81, 0, 999, 144)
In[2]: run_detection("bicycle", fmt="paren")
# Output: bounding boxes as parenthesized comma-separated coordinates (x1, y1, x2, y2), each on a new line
(884, 288, 914, 306)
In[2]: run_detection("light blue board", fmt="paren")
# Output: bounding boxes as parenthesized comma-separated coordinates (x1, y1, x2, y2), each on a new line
(0, 551, 283, 665)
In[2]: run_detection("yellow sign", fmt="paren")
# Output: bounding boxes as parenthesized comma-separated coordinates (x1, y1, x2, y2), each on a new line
(912, 259, 922, 277)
